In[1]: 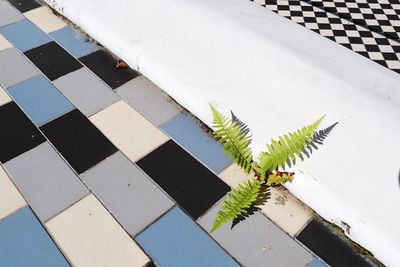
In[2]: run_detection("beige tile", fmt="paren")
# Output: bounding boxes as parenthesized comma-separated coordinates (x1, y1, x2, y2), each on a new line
(0, 34, 12, 51)
(0, 86, 11, 106)
(0, 166, 26, 220)
(259, 186, 314, 236)
(45, 194, 149, 267)
(24, 6, 67, 33)
(90, 100, 169, 161)
(219, 164, 314, 236)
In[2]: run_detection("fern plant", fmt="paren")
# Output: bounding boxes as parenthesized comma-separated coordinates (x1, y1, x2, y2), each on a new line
(210, 104, 335, 232)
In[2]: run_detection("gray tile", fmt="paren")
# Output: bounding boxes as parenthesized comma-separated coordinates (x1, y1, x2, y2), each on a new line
(116, 76, 182, 125)
(198, 201, 313, 267)
(0, 48, 39, 88)
(0, 1, 24, 27)
(54, 68, 120, 117)
(4, 142, 89, 222)
(81, 152, 174, 236)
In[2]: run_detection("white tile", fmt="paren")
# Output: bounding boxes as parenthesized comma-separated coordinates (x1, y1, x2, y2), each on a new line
(0, 85, 11, 106)
(387, 60, 400, 69)
(0, 34, 12, 51)
(0, 166, 26, 220)
(90, 100, 169, 161)
(24, 6, 67, 33)
(46, 194, 149, 267)
(219, 164, 314, 236)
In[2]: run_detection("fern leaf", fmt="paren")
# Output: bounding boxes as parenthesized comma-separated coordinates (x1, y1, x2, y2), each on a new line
(255, 115, 325, 178)
(210, 178, 263, 233)
(210, 104, 253, 173)
(266, 171, 294, 186)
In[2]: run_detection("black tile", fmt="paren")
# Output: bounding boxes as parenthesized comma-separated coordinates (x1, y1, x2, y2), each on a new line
(297, 219, 373, 267)
(24, 42, 82, 81)
(40, 109, 118, 174)
(79, 50, 138, 89)
(8, 0, 41, 13)
(137, 140, 230, 219)
(0, 102, 45, 163)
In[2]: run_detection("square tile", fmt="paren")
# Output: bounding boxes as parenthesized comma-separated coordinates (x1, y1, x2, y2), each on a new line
(54, 68, 120, 117)
(198, 200, 313, 267)
(40, 109, 118, 174)
(24, 6, 67, 33)
(161, 112, 232, 174)
(81, 152, 174, 236)
(0, 102, 45, 163)
(46, 194, 149, 267)
(297, 219, 373, 267)
(116, 76, 182, 125)
(220, 164, 314, 236)
(90, 100, 168, 162)
(0, 166, 25, 220)
(0, 19, 51, 52)
(0, 206, 69, 267)
(24, 41, 82, 81)
(137, 140, 230, 219)
(50, 26, 98, 58)
(4, 142, 89, 222)
(136, 207, 239, 267)
(0, 34, 12, 50)
(0, 1, 24, 27)
(8, 75, 75, 126)
(0, 48, 39, 88)
(8, 0, 41, 13)
(0, 86, 11, 106)
(80, 50, 138, 89)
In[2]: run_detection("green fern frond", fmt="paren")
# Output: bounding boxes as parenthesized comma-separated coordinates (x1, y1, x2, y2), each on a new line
(210, 104, 253, 174)
(255, 115, 325, 178)
(210, 178, 264, 233)
(266, 172, 294, 186)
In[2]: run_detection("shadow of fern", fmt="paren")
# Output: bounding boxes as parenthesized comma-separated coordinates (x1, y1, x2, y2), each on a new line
(287, 122, 339, 167)
(231, 184, 271, 229)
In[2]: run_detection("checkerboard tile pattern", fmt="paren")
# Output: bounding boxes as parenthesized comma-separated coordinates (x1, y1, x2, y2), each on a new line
(0, 0, 380, 266)
(306, 0, 400, 40)
(254, 0, 400, 73)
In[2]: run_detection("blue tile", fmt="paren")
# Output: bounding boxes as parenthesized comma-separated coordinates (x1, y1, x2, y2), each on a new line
(50, 26, 98, 58)
(136, 207, 239, 267)
(0, 206, 69, 267)
(161, 112, 232, 173)
(0, 19, 51, 52)
(308, 257, 328, 267)
(8, 75, 75, 126)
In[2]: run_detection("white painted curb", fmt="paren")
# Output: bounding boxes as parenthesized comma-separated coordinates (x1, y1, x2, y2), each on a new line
(46, 0, 400, 265)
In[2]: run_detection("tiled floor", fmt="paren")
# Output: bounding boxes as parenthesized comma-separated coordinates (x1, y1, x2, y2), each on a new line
(0, 0, 384, 266)
(254, 0, 400, 73)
